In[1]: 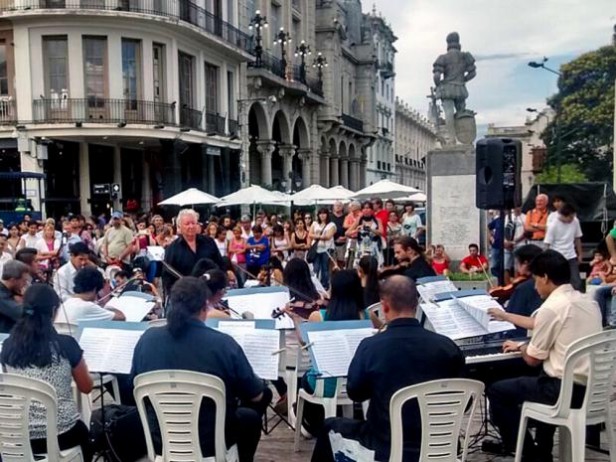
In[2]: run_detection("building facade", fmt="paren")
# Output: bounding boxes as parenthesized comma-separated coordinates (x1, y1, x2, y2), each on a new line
(486, 107, 553, 197)
(363, 8, 396, 185)
(394, 97, 438, 191)
(0, 0, 252, 217)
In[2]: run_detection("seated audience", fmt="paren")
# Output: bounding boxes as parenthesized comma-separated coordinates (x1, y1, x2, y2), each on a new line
(1, 284, 94, 460)
(459, 243, 489, 274)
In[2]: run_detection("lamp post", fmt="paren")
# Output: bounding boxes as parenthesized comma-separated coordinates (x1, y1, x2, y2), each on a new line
(312, 52, 328, 92)
(249, 10, 268, 67)
(294, 40, 311, 84)
(528, 58, 564, 183)
(274, 28, 291, 79)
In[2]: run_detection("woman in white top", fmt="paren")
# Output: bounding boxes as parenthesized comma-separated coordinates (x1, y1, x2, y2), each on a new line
(309, 208, 336, 290)
(214, 226, 228, 257)
(271, 224, 290, 261)
(401, 202, 424, 239)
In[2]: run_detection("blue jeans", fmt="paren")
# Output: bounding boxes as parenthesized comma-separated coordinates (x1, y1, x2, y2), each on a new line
(313, 251, 330, 290)
(594, 285, 614, 326)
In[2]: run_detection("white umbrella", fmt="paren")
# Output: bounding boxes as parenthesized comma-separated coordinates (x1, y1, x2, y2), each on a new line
(327, 185, 355, 200)
(216, 185, 287, 207)
(158, 188, 219, 206)
(395, 192, 427, 203)
(290, 184, 332, 205)
(352, 179, 421, 200)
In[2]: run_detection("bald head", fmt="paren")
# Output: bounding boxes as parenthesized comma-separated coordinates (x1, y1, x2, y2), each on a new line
(380, 275, 418, 319)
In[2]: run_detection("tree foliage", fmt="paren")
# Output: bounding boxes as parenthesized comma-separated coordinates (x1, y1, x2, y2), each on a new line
(542, 45, 616, 183)
(535, 164, 588, 184)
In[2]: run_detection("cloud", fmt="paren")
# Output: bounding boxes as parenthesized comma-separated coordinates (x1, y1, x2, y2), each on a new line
(365, 0, 616, 126)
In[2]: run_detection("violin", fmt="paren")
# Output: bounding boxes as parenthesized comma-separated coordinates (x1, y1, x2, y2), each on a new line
(272, 299, 325, 321)
(489, 275, 530, 302)
(378, 261, 410, 279)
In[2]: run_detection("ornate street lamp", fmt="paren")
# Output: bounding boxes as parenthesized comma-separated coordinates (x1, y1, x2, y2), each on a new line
(249, 9, 268, 67)
(294, 40, 311, 84)
(274, 27, 291, 79)
(312, 52, 328, 91)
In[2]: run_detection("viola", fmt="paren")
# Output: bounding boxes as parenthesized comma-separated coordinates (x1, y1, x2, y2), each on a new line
(489, 275, 530, 302)
(378, 261, 410, 279)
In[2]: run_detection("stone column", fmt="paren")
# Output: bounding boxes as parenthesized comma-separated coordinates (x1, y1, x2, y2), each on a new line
(360, 154, 367, 189)
(113, 145, 122, 211)
(330, 155, 339, 186)
(349, 159, 359, 191)
(320, 150, 330, 188)
(297, 148, 312, 186)
(340, 158, 349, 188)
(278, 144, 296, 183)
(256, 141, 276, 186)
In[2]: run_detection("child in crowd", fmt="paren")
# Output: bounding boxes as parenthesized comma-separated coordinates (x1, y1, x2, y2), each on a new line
(587, 249, 611, 285)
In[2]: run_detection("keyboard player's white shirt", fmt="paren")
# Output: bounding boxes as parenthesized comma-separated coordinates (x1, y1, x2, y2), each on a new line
(526, 284, 601, 384)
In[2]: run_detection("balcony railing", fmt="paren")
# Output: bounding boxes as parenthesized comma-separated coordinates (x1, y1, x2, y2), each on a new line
(32, 98, 176, 125)
(248, 51, 285, 77)
(205, 110, 225, 135)
(180, 105, 202, 131)
(249, 52, 324, 97)
(228, 118, 238, 134)
(1, 0, 252, 54)
(0, 97, 16, 124)
(341, 113, 364, 132)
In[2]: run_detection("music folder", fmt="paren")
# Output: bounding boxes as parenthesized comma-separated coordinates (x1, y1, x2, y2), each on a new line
(206, 319, 281, 381)
(299, 321, 374, 378)
(416, 275, 458, 303)
(77, 321, 148, 374)
(223, 286, 293, 329)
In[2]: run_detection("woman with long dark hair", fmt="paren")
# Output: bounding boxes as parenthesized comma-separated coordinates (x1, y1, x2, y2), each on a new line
(1, 284, 94, 460)
(131, 277, 271, 462)
(296, 270, 367, 436)
(283, 258, 321, 303)
(358, 255, 380, 307)
(308, 208, 336, 290)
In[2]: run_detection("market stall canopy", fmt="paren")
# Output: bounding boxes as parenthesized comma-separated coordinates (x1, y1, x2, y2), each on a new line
(216, 185, 290, 207)
(395, 192, 427, 203)
(352, 180, 421, 200)
(158, 188, 220, 206)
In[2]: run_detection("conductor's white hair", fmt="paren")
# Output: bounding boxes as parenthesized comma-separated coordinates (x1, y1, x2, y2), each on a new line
(176, 208, 199, 225)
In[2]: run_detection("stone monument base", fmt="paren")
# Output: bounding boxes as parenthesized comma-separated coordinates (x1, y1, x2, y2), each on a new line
(426, 145, 485, 261)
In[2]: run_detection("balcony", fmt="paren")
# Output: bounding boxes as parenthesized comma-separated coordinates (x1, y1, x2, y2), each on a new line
(32, 98, 176, 125)
(248, 52, 324, 98)
(0, 97, 16, 124)
(1, 0, 252, 55)
(179, 106, 202, 131)
(205, 111, 225, 135)
(341, 113, 363, 132)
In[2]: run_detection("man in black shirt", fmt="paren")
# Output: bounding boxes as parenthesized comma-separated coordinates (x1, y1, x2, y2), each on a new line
(311, 276, 465, 462)
(0, 260, 29, 332)
(162, 209, 224, 294)
(393, 235, 436, 281)
(131, 277, 271, 462)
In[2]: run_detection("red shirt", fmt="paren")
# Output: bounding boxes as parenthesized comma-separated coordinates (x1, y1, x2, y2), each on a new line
(432, 259, 449, 275)
(375, 210, 389, 238)
(461, 254, 488, 270)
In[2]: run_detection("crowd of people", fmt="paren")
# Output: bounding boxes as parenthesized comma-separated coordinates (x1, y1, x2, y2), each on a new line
(0, 190, 610, 462)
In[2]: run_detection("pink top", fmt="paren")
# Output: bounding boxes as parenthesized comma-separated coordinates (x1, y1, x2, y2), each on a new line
(229, 239, 246, 264)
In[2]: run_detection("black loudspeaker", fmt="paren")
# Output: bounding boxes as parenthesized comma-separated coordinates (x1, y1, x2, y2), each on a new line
(475, 138, 522, 210)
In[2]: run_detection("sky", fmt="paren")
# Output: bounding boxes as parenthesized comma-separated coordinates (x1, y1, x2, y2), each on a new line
(363, 0, 616, 131)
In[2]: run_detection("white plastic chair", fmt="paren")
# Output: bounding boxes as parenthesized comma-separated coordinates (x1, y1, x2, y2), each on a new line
(133, 370, 238, 462)
(389, 378, 484, 462)
(514, 330, 616, 462)
(0, 374, 83, 461)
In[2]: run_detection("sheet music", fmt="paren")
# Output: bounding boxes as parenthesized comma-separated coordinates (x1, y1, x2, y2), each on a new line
(105, 296, 155, 323)
(79, 328, 144, 374)
(216, 322, 280, 380)
(224, 291, 292, 329)
(455, 295, 514, 334)
(420, 300, 487, 340)
(306, 329, 375, 377)
(146, 246, 164, 261)
(417, 279, 458, 303)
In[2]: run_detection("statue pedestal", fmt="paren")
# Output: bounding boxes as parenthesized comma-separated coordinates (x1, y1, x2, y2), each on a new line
(426, 145, 485, 261)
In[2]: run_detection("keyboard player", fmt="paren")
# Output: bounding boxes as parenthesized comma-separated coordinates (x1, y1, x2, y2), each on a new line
(483, 250, 602, 461)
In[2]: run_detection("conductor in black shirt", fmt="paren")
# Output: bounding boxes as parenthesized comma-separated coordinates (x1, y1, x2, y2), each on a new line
(162, 209, 224, 294)
(393, 235, 436, 281)
(311, 275, 465, 462)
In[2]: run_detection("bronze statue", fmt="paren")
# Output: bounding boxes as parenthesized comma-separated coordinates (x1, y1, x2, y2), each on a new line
(432, 32, 477, 145)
